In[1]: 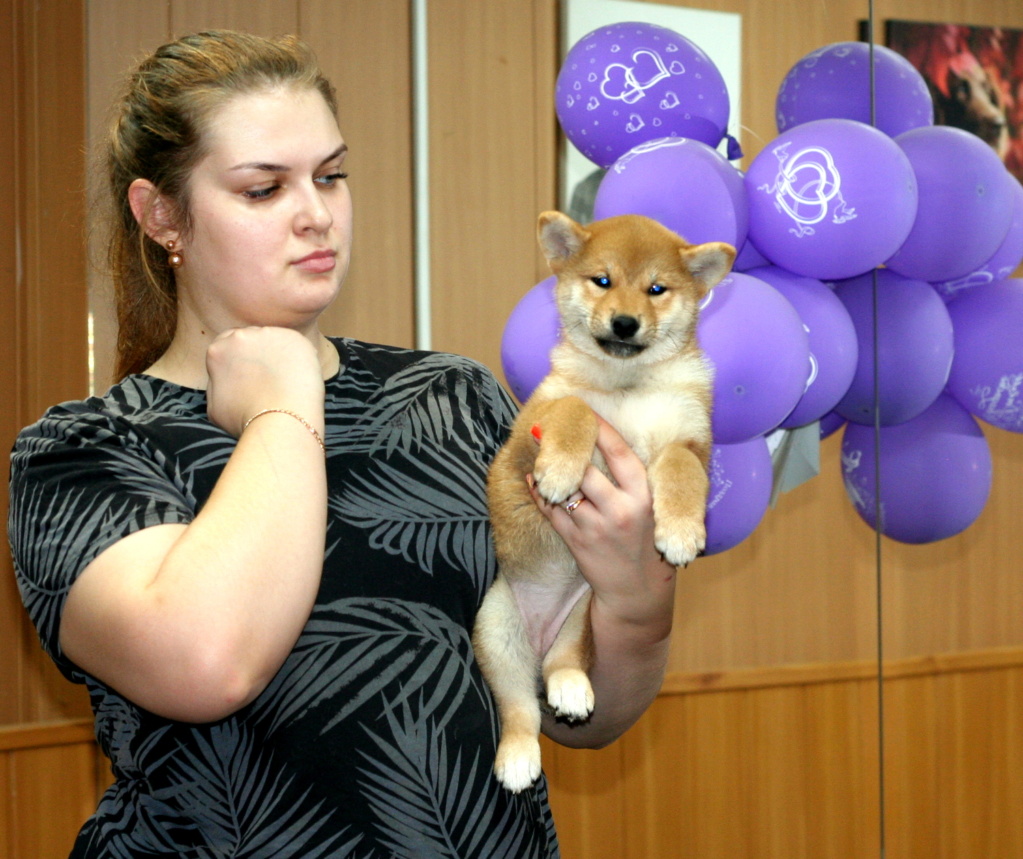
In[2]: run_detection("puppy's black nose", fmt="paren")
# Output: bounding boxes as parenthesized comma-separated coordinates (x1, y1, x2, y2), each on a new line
(611, 315, 640, 339)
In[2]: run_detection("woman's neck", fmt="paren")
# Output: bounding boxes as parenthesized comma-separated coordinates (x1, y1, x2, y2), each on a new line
(143, 328, 341, 389)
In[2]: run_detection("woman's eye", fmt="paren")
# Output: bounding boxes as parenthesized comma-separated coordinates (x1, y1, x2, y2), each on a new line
(243, 184, 279, 200)
(591, 275, 611, 288)
(315, 172, 349, 187)
(649, 283, 667, 295)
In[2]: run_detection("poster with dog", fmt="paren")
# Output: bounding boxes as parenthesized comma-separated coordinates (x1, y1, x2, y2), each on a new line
(883, 20, 1023, 183)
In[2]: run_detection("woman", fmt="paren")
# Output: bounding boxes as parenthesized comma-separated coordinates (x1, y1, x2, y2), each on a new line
(8, 31, 677, 857)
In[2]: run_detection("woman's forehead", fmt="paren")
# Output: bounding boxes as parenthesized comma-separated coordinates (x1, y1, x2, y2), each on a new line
(201, 87, 343, 167)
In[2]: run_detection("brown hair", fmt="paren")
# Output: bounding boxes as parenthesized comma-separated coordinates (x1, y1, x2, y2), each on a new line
(104, 30, 338, 380)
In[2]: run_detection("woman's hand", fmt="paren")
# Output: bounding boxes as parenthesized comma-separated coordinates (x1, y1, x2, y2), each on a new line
(530, 417, 678, 748)
(206, 326, 325, 438)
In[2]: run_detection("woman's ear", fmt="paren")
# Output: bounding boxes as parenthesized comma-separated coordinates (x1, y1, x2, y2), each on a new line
(127, 178, 180, 246)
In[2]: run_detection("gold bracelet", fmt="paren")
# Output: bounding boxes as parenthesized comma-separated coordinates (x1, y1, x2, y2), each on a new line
(242, 409, 326, 453)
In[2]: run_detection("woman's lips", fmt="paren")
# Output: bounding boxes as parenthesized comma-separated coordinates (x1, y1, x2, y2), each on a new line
(294, 250, 336, 273)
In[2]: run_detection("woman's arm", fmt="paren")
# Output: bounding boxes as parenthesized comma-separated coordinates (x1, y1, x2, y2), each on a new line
(536, 418, 677, 749)
(60, 327, 328, 723)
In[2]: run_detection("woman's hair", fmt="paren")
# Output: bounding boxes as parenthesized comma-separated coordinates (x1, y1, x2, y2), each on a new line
(104, 30, 338, 380)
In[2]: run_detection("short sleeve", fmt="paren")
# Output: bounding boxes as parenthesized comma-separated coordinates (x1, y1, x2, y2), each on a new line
(454, 356, 518, 456)
(8, 404, 197, 681)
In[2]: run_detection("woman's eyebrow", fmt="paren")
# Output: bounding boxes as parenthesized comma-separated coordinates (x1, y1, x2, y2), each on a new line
(230, 143, 348, 174)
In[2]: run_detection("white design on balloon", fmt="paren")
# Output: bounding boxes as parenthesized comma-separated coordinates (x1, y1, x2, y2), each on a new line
(600, 49, 673, 105)
(841, 449, 866, 509)
(610, 136, 689, 173)
(757, 142, 857, 238)
(707, 453, 732, 510)
(625, 114, 646, 133)
(803, 323, 819, 392)
(972, 374, 1023, 427)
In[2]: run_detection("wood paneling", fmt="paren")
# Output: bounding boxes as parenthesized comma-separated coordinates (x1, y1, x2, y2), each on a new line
(0, 720, 105, 859)
(169, 0, 298, 38)
(426, 0, 559, 373)
(1, 0, 23, 734)
(5, 0, 92, 726)
(544, 649, 1023, 859)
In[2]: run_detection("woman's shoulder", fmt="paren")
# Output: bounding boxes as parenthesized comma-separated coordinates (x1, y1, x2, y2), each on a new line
(331, 337, 509, 394)
(12, 374, 207, 459)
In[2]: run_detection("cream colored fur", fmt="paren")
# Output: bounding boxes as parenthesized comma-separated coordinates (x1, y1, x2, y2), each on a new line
(473, 211, 735, 792)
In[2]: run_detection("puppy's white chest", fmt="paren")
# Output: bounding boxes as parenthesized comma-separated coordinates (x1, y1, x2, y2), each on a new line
(586, 390, 690, 464)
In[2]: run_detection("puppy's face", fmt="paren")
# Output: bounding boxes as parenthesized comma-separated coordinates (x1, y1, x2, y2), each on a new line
(538, 212, 735, 364)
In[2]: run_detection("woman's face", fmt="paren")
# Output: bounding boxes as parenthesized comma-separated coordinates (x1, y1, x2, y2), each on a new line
(172, 85, 352, 335)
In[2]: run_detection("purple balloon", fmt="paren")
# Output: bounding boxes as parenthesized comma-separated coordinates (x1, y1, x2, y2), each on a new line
(886, 126, 1016, 282)
(819, 410, 846, 439)
(745, 119, 918, 280)
(555, 22, 731, 169)
(704, 437, 773, 555)
(745, 265, 858, 428)
(593, 137, 748, 248)
(500, 276, 559, 403)
(932, 177, 1023, 300)
(946, 278, 1023, 433)
(833, 269, 954, 426)
(776, 41, 933, 138)
(698, 272, 810, 443)
(733, 234, 770, 271)
(841, 394, 992, 544)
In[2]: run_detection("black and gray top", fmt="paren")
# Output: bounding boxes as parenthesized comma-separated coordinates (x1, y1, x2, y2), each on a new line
(9, 338, 559, 858)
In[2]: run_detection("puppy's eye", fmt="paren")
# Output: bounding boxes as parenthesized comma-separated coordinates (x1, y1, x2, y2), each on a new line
(591, 275, 611, 289)
(649, 283, 667, 296)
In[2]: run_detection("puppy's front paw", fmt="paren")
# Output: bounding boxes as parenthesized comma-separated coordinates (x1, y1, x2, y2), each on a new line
(655, 516, 706, 568)
(494, 736, 542, 793)
(532, 455, 586, 505)
(546, 668, 594, 722)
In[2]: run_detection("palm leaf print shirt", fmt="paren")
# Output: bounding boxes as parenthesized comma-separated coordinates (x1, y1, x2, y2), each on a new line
(9, 339, 559, 859)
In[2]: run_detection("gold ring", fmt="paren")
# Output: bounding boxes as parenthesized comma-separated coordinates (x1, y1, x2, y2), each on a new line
(563, 497, 584, 515)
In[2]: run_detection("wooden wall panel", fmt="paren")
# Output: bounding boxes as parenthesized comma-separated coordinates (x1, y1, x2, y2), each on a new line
(544, 651, 1023, 859)
(0, 721, 104, 859)
(426, 0, 559, 374)
(6, 0, 92, 725)
(1, 0, 23, 732)
(169, 0, 298, 38)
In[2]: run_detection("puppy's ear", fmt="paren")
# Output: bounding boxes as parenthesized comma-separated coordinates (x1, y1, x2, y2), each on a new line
(680, 241, 736, 295)
(538, 211, 589, 271)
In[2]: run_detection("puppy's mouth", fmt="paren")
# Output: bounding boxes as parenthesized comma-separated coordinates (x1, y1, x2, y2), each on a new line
(596, 338, 647, 358)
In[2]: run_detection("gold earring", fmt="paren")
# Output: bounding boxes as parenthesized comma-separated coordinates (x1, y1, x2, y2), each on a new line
(166, 240, 183, 269)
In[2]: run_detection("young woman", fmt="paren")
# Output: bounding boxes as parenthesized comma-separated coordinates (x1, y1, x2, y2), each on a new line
(8, 30, 677, 857)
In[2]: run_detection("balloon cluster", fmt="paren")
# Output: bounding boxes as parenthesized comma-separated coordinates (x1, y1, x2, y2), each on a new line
(502, 25, 1023, 551)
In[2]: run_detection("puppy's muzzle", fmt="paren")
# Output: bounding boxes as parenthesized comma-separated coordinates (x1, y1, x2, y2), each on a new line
(597, 314, 646, 357)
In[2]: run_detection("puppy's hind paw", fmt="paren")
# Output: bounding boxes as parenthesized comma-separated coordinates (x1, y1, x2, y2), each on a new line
(494, 736, 542, 793)
(546, 668, 594, 722)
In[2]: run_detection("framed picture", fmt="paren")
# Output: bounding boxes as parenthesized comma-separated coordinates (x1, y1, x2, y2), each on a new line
(883, 20, 1023, 182)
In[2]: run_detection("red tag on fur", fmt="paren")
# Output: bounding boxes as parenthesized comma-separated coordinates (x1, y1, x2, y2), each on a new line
(530, 424, 542, 442)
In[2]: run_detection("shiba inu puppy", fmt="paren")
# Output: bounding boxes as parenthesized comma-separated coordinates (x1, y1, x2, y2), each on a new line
(474, 211, 735, 792)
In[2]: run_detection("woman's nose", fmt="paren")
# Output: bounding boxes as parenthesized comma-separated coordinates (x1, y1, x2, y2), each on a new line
(295, 183, 333, 233)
